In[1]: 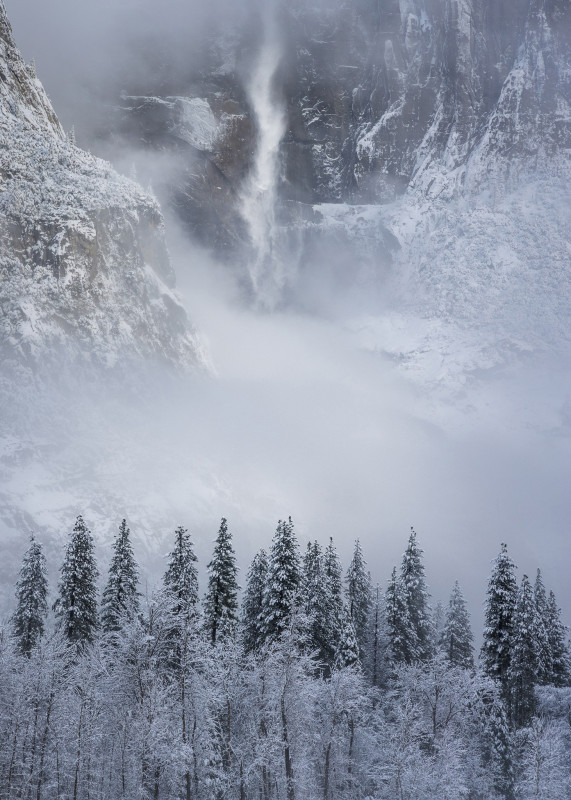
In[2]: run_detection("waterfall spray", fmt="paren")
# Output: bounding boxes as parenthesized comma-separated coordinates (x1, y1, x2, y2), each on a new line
(240, 9, 287, 307)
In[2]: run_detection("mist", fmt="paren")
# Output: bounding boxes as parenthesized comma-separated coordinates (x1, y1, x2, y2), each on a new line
(2, 0, 571, 640)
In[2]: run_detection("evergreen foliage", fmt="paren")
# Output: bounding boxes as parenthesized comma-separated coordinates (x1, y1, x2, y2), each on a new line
(532, 569, 552, 685)
(323, 536, 345, 658)
(323, 537, 343, 613)
(12, 535, 48, 656)
(441, 581, 474, 669)
(334, 604, 360, 669)
(432, 600, 446, 651)
(545, 590, 570, 687)
(53, 515, 99, 646)
(163, 526, 199, 618)
(241, 549, 269, 653)
(203, 518, 239, 644)
(509, 575, 539, 728)
(400, 528, 433, 662)
(101, 519, 140, 636)
(365, 584, 390, 688)
(301, 541, 331, 665)
(261, 517, 301, 645)
(345, 539, 372, 662)
(477, 682, 515, 800)
(385, 566, 413, 664)
(481, 543, 518, 688)
(2, 519, 571, 800)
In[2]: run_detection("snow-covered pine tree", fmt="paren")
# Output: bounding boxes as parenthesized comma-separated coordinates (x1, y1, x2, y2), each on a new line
(481, 543, 518, 689)
(163, 526, 199, 618)
(509, 574, 539, 728)
(345, 539, 372, 662)
(432, 601, 446, 652)
(301, 540, 331, 666)
(53, 515, 99, 646)
(12, 535, 48, 656)
(545, 590, 570, 687)
(101, 519, 140, 636)
(441, 581, 474, 669)
(477, 681, 515, 800)
(385, 566, 415, 664)
(365, 584, 390, 688)
(334, 604, 360, 669)
(532, 569, 552, 685)
(400, 528, 433, 662)
(203, 518, 239, 644)
(261, 517, 301, 646)
(241, 549, 269, 653)
(323, 536, 344, 658)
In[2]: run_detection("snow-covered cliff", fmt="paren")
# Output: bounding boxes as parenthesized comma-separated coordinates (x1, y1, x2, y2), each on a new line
(0, 1, 202, 374)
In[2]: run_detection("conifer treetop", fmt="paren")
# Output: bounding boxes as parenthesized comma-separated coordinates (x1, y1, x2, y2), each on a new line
(241, 548, 269, 653)
(101, 518, 140, 636)
(262, 517, 301, 645)
(204, 517, 239, 644)
(53, 515, 99, 647)
(400, 527, 433, 662)
(481, 542, 518, 685)
(12, 534, 48, 656)
(163, 525, 199, 617)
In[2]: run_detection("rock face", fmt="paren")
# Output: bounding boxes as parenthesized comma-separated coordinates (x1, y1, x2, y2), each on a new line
(0, 1, 202, 373)
(111, 0, 569, 253)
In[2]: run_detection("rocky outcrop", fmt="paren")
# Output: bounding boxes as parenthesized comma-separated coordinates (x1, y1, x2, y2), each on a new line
(111, 0, 569, 261)
(0, 1, 203, 372)
(287, 0, 570, 201)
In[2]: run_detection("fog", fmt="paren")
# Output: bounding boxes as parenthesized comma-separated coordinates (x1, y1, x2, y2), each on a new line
(3, 0, 571, 635)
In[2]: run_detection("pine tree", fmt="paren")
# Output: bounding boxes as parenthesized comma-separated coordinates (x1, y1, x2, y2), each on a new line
(365, 584, 390, 688)
(242, 549, 269, 653)
(432, 601, 446, 651)
(12, 535, 48, 656)
(544, 590, 570, 687)
(53, 515, 99, 646)
(345, 539, 372, 662)
(385, 566, 414, 664)
(101, 519, 140, 636)
(334, 604, 360, 669)
(481, 543, 518, 689)
(477, 681, 515, 800)
(400, 528, 433, 662)
(323, 536, 344, 659)
(203, 518, 239, 645)
(323, 537, 343, 609)
(301, 541, 330, 665)
(509, 575, 539, 728)
(163, 526, 199, 618)
(261, 517, 301, 645)
(441, 581, 474, 669)
(532, 569, 552, 685)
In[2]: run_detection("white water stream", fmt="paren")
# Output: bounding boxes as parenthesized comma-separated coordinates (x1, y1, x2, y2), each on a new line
(240, 11, 287, 307)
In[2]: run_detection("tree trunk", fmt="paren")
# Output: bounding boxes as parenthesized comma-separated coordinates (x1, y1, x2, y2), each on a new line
(73, 699, 85, 800)
(153, 765, 161, 800)
(348, 715, 355, 777)
(281, 696, 294, 800)
(36, 691, 54, 800)
(323, 741, 332, 800)
(240, 761, 246, 800)
(7, 723, 20, 800)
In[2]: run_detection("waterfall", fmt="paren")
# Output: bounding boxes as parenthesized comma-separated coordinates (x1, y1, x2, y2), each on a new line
(240, 10, 287, 308)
